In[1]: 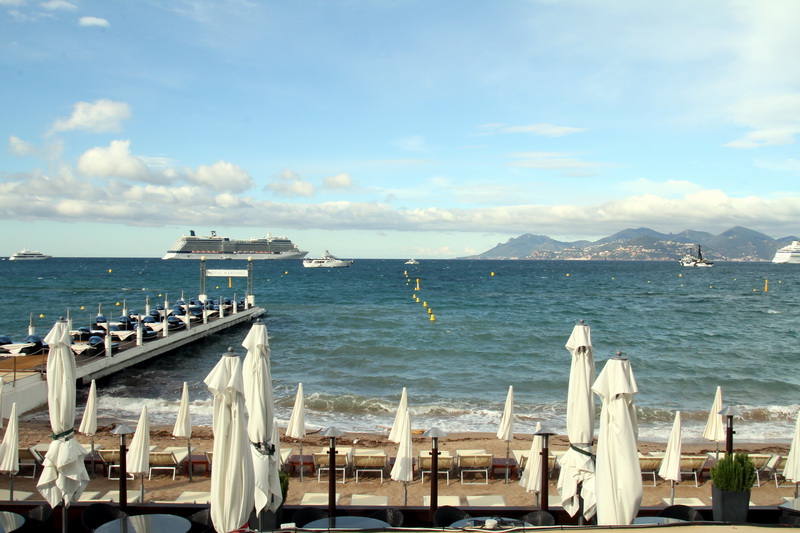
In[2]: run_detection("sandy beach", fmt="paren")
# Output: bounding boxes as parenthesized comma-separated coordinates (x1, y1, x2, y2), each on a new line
(6, 420, 795, 510)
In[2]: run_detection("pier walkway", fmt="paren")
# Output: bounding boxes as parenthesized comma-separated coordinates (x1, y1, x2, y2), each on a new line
(0, 305, 265, 417)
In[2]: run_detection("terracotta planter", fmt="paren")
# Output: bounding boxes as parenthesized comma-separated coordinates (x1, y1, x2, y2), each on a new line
(712, 484, 750, 523)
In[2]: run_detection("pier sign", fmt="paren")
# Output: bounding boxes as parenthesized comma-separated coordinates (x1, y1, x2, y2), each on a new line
(206, 269, 248, 277)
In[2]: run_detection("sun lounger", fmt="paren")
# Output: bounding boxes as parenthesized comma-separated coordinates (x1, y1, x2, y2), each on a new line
(771, 456, 789, 487)
(512, 449, 530, 471)
(313, 452, 347, 483)
(173, 491, 211, 504)
(102, 490, 142, 504)
(148, 451, 180, 480)
(300, 492, 341, 505)
(349, 494, 389, 506)
(0, 489, 32, 501)
(639, 456, 663, 486)
(466, 495, 506, 507)
(679, 456, 708, 487)
(98, 450, 134, 480)
(458, 453, 493, 484)
(353, 454, 387, 483)
(749, 453, 774, 486)
(78, 491, 104, 502)
(418, 454, 454, 484)
(423, 495, 461, 506)
(18, 448, 41, 478)
(662, 497, 706, 507)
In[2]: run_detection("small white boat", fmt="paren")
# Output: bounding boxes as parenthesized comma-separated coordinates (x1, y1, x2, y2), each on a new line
(9, 248, 51, 261)
(772, 240, 800, 264)
(404, 259, 419, 265)
(303, 251, 354, 268)
(679, 245, 713, 267)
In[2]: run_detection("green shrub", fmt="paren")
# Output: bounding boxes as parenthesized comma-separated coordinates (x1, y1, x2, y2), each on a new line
(279, 470, 290, 501)
(711, 453, 757, 492)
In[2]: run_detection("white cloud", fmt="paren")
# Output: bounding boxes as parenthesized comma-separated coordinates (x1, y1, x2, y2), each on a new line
(0, 0, 25, 6)
(323, 173, 352, 189)
(77, 140, 152, 181)
(40, 0, 76, 10)
(215, 193, 250, 208)
(8, 136, 38, 157)
(8, 136, 63, 160)
(508, 152, 606, 175)
(480, 123, 586, 137)
(267, 169, 315, 197)
(49, 99, 130, 135)
(187, 160, 253, 193)
(724, 93, 800, 148)
(78, 16, 109, 27)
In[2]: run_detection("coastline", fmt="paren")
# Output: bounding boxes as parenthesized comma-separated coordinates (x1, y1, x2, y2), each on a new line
(10, 421, 794, 509)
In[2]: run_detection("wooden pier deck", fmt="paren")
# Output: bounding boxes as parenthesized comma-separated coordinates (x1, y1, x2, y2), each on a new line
(0, 305, 265, 416)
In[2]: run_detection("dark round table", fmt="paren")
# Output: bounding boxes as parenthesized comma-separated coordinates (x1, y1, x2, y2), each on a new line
(0, 511, 25, 533)
(304, 516, 391, 528)
(94, 513, 191, 533)
(449, 516, 532, 528)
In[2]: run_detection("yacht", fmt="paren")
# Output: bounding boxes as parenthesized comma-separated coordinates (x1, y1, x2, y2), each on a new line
(404, 259, 419, 265)
(9, 248, 51, 261)
(303, 251, 354, 268)
(163, 230, 307, 260)
(679, 245, 713, 267)
(772, 241, 800, 264)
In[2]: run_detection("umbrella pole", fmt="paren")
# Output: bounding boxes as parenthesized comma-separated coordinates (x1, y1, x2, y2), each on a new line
(187, 437, 193, 482)
(505, 441, 510, 484)
(62, 501, 68, 533)
(403, 481, 408, 507)
(8, 473, 13, 501)
(795, 482, 798, 499)
(90, 436, 95, 476)
(299, 443, 304, 482)
(670, 480, 675, 505)
(140, 474, 145, 503)
(577, 482, 584, 526)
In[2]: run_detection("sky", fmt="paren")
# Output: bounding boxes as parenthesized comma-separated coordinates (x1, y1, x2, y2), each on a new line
(2, 0, 800, 259)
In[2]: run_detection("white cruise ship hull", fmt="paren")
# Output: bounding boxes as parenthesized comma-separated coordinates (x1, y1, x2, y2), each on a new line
(163, 251, 307, 260)
(772, 241, 800, 263)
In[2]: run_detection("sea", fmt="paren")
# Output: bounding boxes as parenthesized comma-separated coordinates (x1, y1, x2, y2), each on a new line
(1, 257, 798, 445)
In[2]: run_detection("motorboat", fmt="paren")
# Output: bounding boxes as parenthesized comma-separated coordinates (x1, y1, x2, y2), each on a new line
(163, 229, 308, 260)
(679, 245, 713, 267)
(9, 248, 51, 261)
(772, 240, 800, 264)
(404, 259, 419, 265)
(303, 251, 354, 268)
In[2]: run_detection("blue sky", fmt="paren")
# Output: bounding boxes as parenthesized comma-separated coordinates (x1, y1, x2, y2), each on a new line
(2, 0, 800, 258)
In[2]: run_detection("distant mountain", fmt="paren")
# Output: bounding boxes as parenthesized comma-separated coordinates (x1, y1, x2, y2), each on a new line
(460, 226, 799, 261)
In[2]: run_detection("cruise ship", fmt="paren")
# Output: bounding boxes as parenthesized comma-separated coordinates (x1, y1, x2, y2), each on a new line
(772, 240, 800, 264)
(162, 230, 308, 260)
(9, 248, 51, 261)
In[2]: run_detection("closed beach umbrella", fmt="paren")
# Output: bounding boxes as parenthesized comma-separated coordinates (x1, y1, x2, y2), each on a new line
(0, 377, 4, 430)
(285, 383, 306, 481)
(78, 380, 98, 473)
(0, 403, 19, 500)
(172, 382, 193, 482)
(389, 409, 414, 506)
(37, 319, 90, 512)
(388, 387, 408, 443)
(659, 411, 682, 505)
(703, 386, 725, 457)
(557, 321, 597, 521)
(127, 406, 150, 502)
(592, 355, 642, 526)
(242, 320, 282, 518)
(784, 411, 800, 497)
(520, 422, 543, 503)
(497, 385, 514, 483)
(205, 348, 255, 533)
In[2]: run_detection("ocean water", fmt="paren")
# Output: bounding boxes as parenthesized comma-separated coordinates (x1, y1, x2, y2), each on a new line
(1, 257, 799, 444)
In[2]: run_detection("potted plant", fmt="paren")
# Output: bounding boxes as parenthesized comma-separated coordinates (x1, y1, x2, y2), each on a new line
(710, 453, 757, 523)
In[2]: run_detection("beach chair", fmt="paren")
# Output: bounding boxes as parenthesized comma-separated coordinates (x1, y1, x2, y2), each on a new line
(458, 453, 493, 484)
(97, 450, 133, 480)
(639, 456, 663, 486)
(353, 454, 387, 483)
(148, 451, 180, 480)
(512, 449, 530, 472)
(349, 494, 388, 506)
(679, 456, 708, 487)
(18, 448, 41, 478)
(771, 456, 788, 487)
(313, 452, 347, 483)
(749, 453, 774, 486)
(465, 494, 506, 507)
(205, 451, 213, 478)
(161, 445, 194, 474)
(300, 492, 340, 505)
(423, 495, 461, 507)
(418, 453, 454, 484)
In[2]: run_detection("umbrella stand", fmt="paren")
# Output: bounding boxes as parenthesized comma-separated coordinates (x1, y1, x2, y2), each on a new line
(505, 441, 510, 484)
(187, 438, 193, 482)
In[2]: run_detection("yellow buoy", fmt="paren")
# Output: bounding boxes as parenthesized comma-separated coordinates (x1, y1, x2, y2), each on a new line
(428, 308, 432, 314)
(423, 301, 427, 307)
(108, 269, 112, 273)
(566, 273, 570, 276)
(285, 271, 288, 275)
(416, 297, 420, 303)
(679, 273, 682, 277)
(39, 313, 45, 318)
(80, 306, 85, 310)
(412, 293, 416, 299)
(491, 272, 495, 276)
(430, 314, 435, 322)
(116, 302, 121, 306)
(765, 279, 769, 292)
